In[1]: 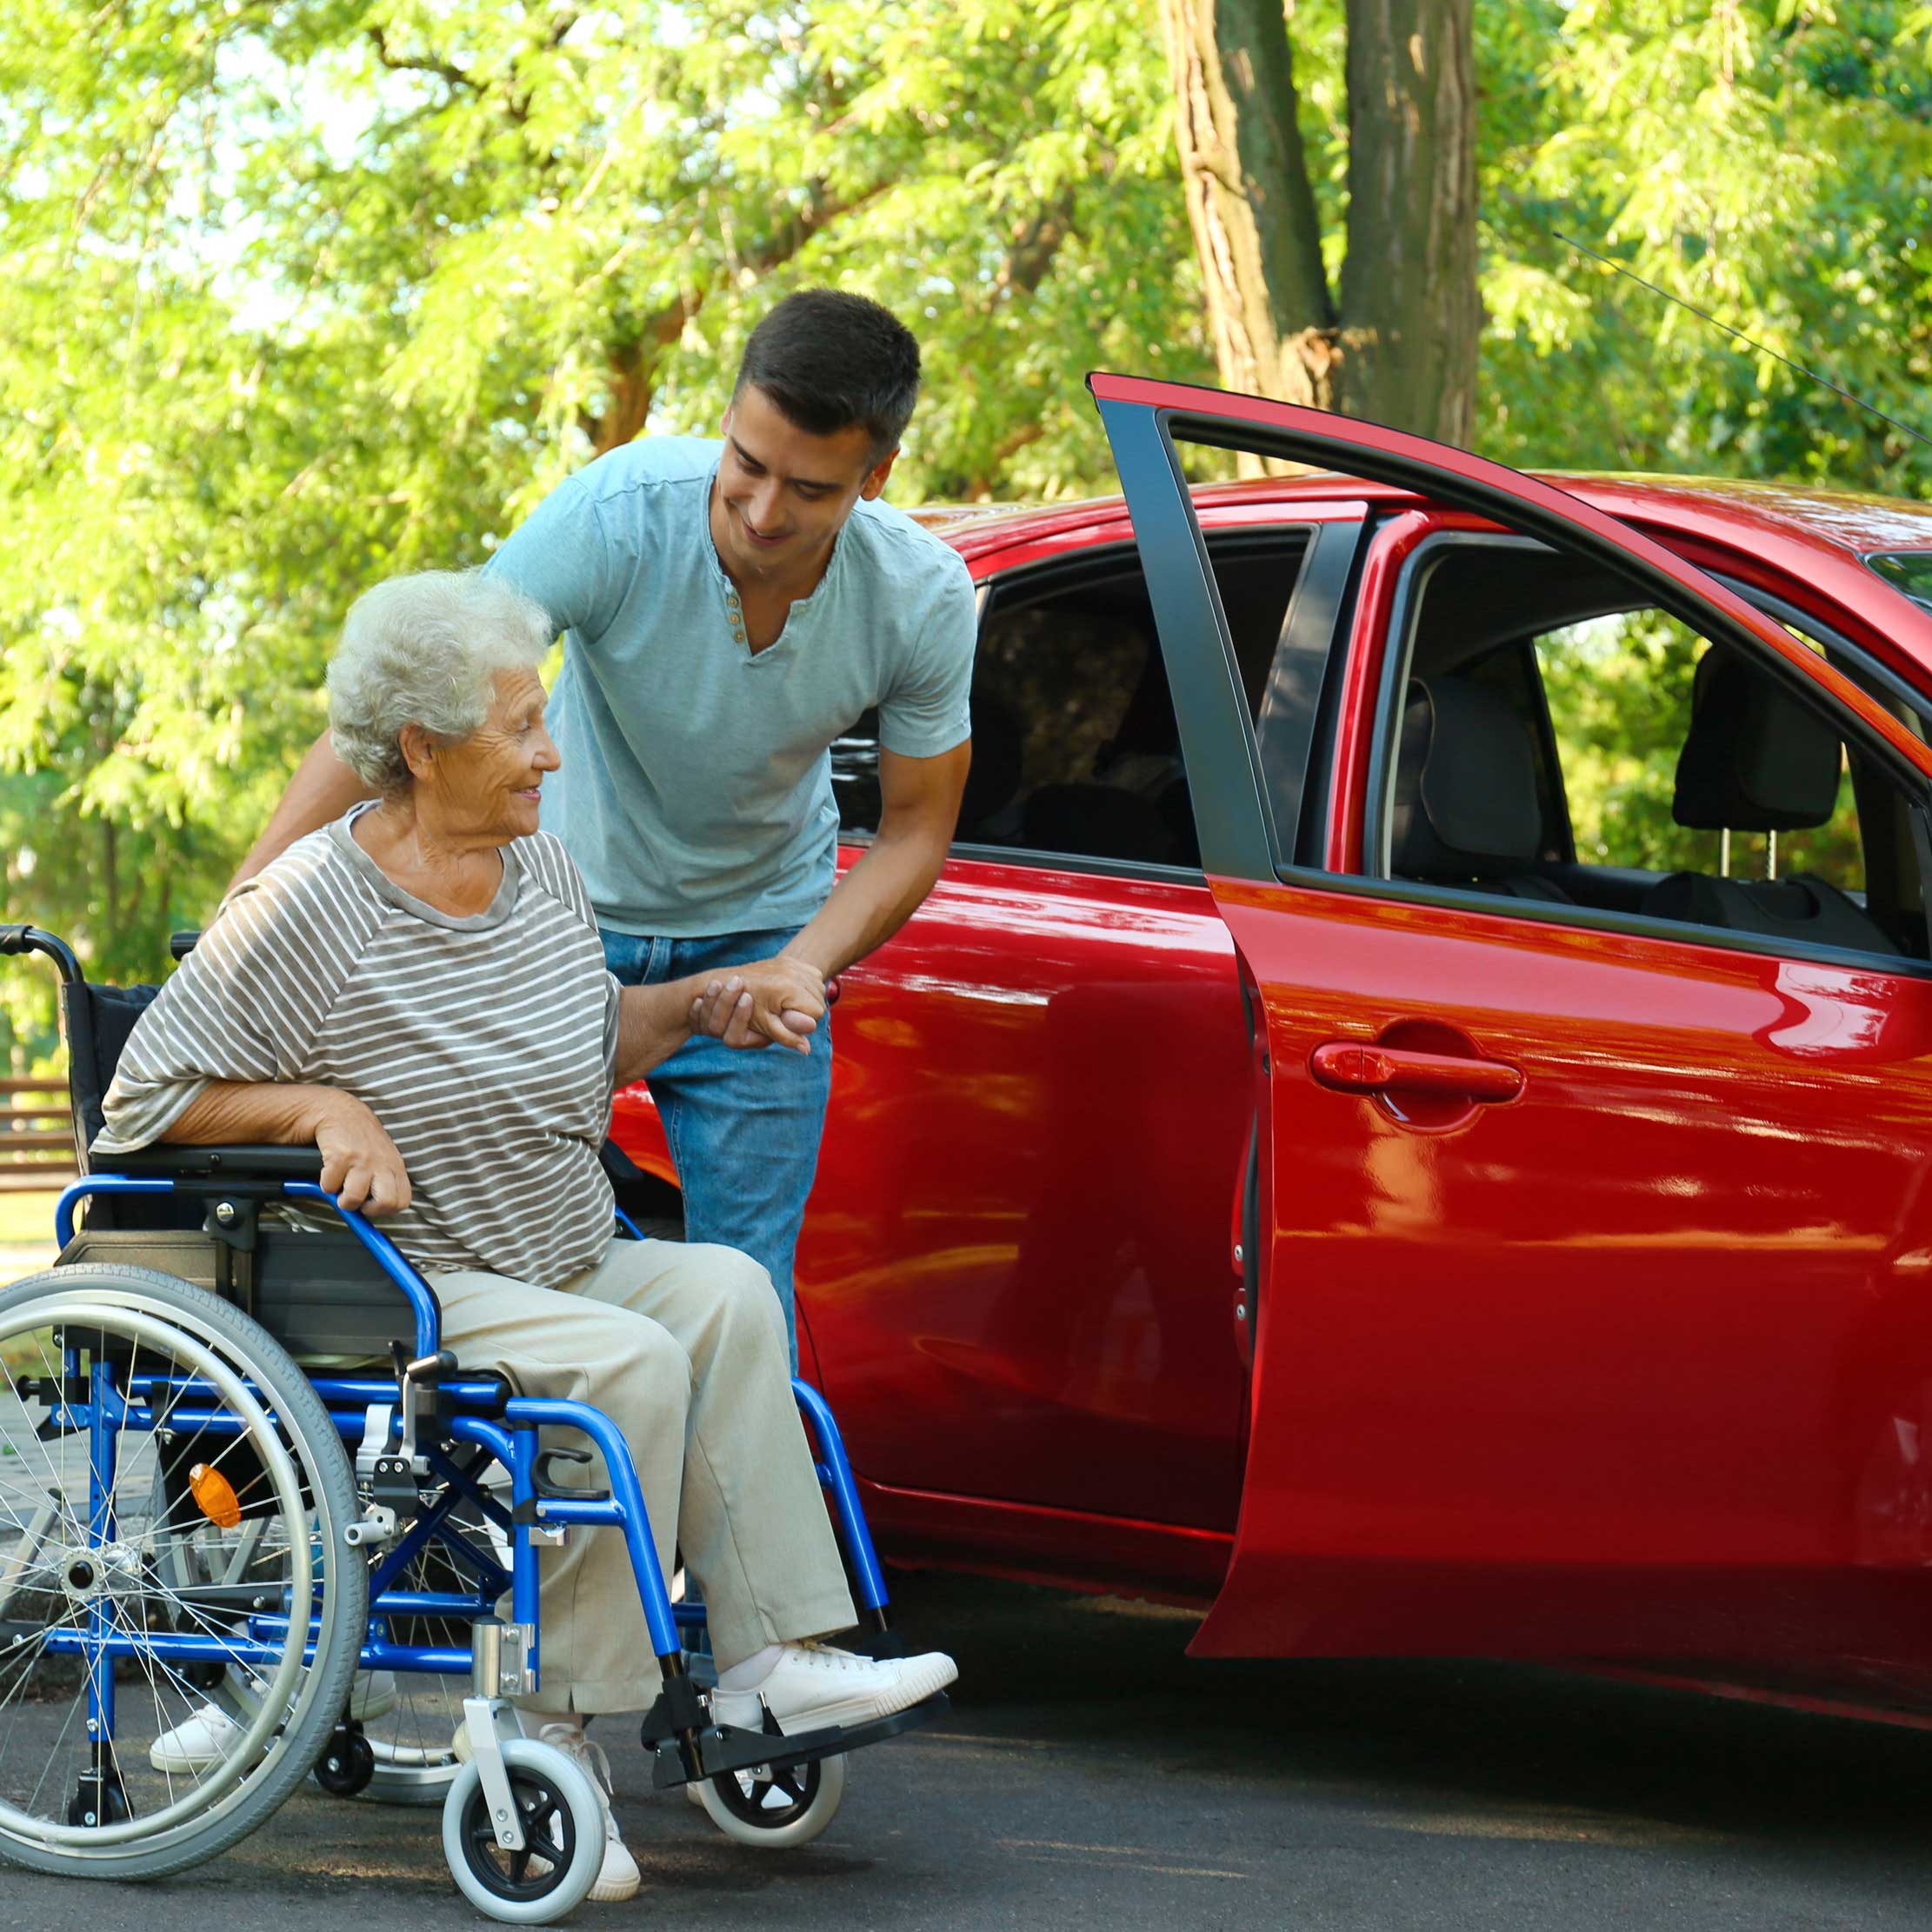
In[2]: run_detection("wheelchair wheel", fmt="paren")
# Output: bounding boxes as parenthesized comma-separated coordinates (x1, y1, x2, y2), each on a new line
(696, 1749, 846, 1848)
(0, 1265, 366, 1879)
(441, 1736, 605, 1923)
(155, 1479, 470, 1808)
(356, 1528, 476, 1806)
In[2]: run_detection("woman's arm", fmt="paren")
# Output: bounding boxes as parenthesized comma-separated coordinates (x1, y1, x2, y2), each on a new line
(163, 1080, 410, 1216)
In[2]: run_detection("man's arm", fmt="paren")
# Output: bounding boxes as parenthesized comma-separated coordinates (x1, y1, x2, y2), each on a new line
(232, 730, 376, 887)
(776, 739, 970, 989)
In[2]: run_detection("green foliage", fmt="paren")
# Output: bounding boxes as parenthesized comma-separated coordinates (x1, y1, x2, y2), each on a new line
(1481, 1, 1932, 490)
(0, 0, 1202, 1060)
(2, 0, 1929, 1067)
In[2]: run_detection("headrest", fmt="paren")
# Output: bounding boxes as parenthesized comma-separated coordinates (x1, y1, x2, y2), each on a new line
(1673, 648, 1842, 832)
(1390, 677, 1543, 878)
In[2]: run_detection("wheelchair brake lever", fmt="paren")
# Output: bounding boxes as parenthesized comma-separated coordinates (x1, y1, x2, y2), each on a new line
(389, 1343, 458, 1471)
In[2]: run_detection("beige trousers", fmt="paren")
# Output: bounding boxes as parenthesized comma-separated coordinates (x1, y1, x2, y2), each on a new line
(431, 1237, 857, 1715)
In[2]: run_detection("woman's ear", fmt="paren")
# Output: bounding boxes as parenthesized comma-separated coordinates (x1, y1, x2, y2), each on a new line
(397, 723, 437, 783)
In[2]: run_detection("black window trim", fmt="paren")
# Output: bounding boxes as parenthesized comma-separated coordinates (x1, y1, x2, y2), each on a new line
(1329, 526, 1932, 979)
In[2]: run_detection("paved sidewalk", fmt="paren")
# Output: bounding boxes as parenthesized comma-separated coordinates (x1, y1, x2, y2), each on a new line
(3, 1571, 1932, 1929)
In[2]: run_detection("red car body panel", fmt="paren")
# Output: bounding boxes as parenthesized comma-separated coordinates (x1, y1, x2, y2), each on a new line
(610, 373, 1932, 1706)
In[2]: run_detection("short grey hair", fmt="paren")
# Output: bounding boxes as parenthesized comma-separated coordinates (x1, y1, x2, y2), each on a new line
(327, 570, 556, 796)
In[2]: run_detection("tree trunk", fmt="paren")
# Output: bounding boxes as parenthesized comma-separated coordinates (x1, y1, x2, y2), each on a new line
(1335, 0, 1480, 443)
(1157, 0, 1480, 445)
(1158, 0, 1336, 410)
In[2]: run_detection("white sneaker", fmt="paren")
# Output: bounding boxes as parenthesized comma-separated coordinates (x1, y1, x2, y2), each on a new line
(533, 1722, 640, 1903)
(451, 1703, 524, 1764)
(345, 1669, 399, 1722)
(709, 1642, 956, 1737)
(150, 1669, 398, 1772)
(149, 1701, 245, 1773)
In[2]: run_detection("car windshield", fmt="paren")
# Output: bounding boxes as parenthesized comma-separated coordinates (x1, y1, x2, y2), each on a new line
(1865, 550, 1932, 613)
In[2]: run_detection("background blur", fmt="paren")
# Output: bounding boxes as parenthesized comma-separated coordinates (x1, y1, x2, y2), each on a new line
(3, 0, 1930, 1071)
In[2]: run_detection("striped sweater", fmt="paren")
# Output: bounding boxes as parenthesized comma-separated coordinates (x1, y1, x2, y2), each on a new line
(97, 806, 622, 1289)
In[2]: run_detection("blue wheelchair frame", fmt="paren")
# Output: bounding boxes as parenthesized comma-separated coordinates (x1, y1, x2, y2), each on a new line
(43, 1171, 895, 1780)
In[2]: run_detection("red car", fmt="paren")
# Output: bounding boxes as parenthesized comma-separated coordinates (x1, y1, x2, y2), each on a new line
(611, 376, 1932, 1715)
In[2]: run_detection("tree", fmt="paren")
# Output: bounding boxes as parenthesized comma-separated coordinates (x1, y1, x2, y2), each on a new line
(0, 0, 1202, 1062)
(4, 0, 1930, 1078)
(1479, 1, 1932, 492)
(1156, 0, 1481, 439)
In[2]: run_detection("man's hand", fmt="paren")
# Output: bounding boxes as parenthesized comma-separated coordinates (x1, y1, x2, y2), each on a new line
(314, 1092, 412, 1216)
(703, 957, 826, 1055)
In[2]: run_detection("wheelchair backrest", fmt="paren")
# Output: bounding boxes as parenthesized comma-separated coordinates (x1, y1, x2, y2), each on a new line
(61, 977, 163, 1171)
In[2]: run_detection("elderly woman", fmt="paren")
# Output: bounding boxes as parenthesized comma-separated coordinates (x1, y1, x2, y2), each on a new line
(95, 570, 955, 1903)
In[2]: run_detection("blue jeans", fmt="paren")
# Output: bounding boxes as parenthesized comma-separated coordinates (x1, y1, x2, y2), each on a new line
(600, 926, 832, 1368)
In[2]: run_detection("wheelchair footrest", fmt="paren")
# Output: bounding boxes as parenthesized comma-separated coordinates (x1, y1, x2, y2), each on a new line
(646, 1690, 950, 1790)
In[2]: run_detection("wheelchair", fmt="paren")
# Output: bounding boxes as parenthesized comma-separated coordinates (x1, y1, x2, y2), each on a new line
(0, 924, 946, 1920)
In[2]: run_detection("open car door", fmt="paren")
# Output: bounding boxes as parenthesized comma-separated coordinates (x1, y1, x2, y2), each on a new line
(1092, 372, 1932, 1672)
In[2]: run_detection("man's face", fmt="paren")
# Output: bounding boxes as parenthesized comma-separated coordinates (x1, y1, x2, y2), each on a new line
(712, 384, 896, 582)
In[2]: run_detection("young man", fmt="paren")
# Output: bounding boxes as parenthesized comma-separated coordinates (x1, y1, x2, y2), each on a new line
(236, 291, 976, 1362)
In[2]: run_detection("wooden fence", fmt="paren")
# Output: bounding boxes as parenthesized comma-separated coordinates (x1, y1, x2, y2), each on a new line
(0, 1076, 73, 1192)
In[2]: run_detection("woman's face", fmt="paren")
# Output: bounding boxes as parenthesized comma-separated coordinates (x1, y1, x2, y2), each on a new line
(416, 667, 559, 843)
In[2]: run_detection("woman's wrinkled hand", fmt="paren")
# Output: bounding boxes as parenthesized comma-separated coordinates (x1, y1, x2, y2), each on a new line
(315, 1093, 413, 1216)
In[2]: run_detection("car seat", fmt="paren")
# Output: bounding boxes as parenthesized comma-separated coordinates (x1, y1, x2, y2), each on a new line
(1390, 677, 1573, 903)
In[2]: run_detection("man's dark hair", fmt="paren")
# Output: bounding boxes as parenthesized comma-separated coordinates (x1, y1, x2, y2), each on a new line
(735, 290, 921, 463)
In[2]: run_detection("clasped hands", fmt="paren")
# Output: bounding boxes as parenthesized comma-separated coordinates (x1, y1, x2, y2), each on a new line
(686, 954, 826, 1055)
(318, 955, 828, 1217)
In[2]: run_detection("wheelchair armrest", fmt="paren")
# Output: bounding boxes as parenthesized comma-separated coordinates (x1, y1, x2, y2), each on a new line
(99, 1143, 327, 1181)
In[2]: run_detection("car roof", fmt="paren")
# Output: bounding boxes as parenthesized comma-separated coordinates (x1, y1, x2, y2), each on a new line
(909, 471, 1932, 562)
(909, 470, 1932, 676)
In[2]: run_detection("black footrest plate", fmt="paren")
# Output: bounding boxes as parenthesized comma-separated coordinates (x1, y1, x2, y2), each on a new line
(649, 1689, 949, 1789)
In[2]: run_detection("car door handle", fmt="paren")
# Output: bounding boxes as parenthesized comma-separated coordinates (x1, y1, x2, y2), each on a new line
(1309, 1042, 1522, 1102)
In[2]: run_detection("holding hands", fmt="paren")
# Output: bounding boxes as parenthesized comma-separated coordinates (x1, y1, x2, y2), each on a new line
(689, 955, 827, 1055)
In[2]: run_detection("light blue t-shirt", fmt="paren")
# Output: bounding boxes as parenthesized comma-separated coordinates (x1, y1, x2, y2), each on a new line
(485, 436, 976, 937)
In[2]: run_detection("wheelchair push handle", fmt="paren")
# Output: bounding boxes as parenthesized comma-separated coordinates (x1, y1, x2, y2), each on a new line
(0, 923, 82, 983)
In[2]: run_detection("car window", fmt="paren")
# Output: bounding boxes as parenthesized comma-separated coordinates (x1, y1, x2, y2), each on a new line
(1866, 550, 1932, 615)
(836, 534, 1311, 872)
(1374, 537, 1929, 964)
(1536, 610, 1865, 891)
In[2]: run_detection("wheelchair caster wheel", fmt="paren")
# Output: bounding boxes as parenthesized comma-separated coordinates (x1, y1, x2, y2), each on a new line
(66, 1773, 130, 1829)
(442, 1738, 605, 1924)
(314, 1729, 376, 1798)
(696, 1749, 846, 1849)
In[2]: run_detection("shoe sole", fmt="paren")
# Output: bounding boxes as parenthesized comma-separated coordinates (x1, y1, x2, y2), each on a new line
(761, 1654, 958, 1737)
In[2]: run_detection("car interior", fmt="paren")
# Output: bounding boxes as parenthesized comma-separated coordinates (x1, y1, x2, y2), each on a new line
(1383, 540, 1930, 963)
(832, 533, 1310, 871)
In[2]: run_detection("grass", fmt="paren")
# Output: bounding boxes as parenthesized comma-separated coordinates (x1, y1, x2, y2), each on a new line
(0, 1191, 61, 1381)
(0, 1190, 63, 1247)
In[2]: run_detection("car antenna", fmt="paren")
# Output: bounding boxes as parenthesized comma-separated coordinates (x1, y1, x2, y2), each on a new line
(1553, 230, 1932, 456)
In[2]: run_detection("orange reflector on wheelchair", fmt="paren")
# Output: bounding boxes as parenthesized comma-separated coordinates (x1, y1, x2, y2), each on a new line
(189, 1462, 241, 1529)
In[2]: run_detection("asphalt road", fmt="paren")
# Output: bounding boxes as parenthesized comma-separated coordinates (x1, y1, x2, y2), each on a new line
(5, 1569, 1932, 1929)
